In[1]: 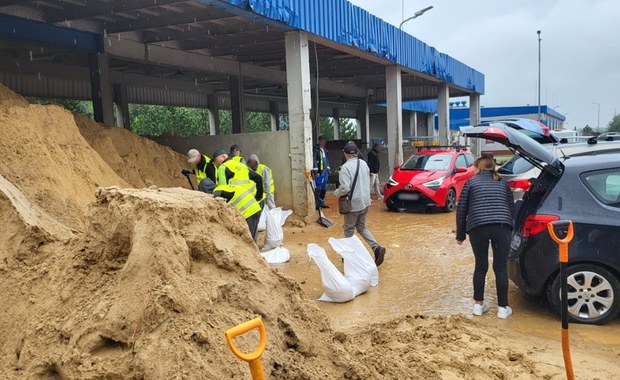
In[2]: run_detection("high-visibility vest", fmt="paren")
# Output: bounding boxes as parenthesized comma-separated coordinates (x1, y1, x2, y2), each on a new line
(194, 155, 211, 184)
(257, 163, 275, 200)
(317, 148, 328, 172)
(231, 155, 244, 163)
(214, 184, 261, 219)
(217, 160, 256, 196)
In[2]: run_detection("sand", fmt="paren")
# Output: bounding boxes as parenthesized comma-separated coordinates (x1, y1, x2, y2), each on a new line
(0, 83, 572, 379)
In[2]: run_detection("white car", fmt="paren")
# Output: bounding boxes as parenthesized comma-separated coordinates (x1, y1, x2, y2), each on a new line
(498, 140, 620, 200)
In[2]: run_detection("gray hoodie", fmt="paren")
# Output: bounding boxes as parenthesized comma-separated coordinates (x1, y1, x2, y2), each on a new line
(333, 157, 371, 212)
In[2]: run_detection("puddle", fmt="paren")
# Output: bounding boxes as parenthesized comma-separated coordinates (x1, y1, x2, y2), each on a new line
(275, 199, 620, 347)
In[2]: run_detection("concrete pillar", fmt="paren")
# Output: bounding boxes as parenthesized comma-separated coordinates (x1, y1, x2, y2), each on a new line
(285, 31, 314, 216)
(89, 52, 114, 126)
(269, 101, 279, 131)
(355, 120, 362, 140)
(409, 111, 418, 137)
(427, 113, 435, 137)
(386, 65, 403, 169)
(230, 75, 245, 134)
(207, 94, 220, 136)
(356, 97, 370, 150)
(113, 84, 130, 129)
(469, 93, 481, 156)
(332, 108, 340, 140)
(438, 84, 450, 145)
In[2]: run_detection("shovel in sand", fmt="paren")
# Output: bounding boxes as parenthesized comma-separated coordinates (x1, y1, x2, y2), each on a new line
(183, 172, 195, 190)
(225, 317, 267, 380)
(547, 220, 575, 380)
(305, 171, 334, 228)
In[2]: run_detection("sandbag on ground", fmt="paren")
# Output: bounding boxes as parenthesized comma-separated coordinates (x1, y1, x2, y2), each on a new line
(307, 244, 355, 303)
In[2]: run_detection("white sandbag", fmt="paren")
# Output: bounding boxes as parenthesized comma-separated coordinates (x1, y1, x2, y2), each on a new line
(263, 208, 284, 251)
(307, 244, 355, 303)
(258, 210, 267, 232)
(258, 208, 292, 232)
(261, 247, 290, 264)
(328, 236, 379, 295)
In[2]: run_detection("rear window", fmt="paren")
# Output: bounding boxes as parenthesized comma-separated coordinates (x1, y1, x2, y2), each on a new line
(498, 155, 535, 175)
(581, 170, 620, 208)
(402, 153, 452, 171)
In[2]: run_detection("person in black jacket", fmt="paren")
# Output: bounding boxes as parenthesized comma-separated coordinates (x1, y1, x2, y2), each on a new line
(367, 143, 383, 199)
(456, 156, 515, 319)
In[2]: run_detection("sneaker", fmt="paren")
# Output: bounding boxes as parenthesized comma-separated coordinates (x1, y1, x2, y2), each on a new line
(472, 303, 490, 316)
(373, 246, 386, 267)
(497, 306, 513, 319)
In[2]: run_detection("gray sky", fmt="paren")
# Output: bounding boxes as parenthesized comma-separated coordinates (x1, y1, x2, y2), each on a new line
(349, 0, 620, 130)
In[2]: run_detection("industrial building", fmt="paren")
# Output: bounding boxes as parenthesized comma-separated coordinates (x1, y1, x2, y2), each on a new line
(0, 0, 484, 215)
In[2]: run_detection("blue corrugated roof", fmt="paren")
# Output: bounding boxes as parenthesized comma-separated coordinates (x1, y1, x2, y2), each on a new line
(215, 0, 484, 94)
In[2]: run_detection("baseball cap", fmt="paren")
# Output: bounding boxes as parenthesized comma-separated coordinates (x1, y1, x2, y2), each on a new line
(213, 149, 227, 159)
(230, 144, 240, 153)
(187, 149, 201, 164)
(343, 142, 359, 154)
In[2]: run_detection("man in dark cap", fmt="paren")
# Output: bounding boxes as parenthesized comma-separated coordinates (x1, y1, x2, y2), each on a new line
(312, 135, 331, 208)
(333, 142, 386, 267)
(229, 144, 246, 164)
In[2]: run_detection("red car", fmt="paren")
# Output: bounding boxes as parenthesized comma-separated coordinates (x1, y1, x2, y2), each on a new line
(384, 146, 476, 212)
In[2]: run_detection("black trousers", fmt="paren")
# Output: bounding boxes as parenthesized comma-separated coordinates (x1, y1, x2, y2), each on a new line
(246, 212, 261, 242)
(468, 224, 512, 307)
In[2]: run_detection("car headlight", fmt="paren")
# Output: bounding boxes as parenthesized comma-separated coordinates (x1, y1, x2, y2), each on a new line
(422, 175, 446, 190)
(387, 176, 399, 188)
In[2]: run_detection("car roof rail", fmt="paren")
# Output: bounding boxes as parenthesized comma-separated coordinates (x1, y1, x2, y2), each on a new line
(416, 145, 470, 152)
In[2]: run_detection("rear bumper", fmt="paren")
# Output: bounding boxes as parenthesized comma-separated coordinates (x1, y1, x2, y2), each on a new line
(508, 233, 559, 296)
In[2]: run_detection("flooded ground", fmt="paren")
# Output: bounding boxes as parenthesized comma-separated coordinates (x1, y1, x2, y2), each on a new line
(268, 199, 620, 378)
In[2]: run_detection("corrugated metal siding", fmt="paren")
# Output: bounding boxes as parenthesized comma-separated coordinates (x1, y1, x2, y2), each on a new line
(127, 86, 209, 108)
(0, 72, 91, 99)
(220, 0, 484, 93)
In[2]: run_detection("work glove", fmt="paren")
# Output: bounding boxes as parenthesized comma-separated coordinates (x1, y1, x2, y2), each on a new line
(181, 169, 192, 176)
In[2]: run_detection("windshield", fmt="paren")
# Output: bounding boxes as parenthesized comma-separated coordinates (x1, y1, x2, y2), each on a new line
(498, 155, 535, 175)
(402, 153, 452, 171)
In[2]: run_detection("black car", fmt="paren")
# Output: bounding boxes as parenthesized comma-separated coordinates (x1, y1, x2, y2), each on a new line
(462, 123, 620, 324)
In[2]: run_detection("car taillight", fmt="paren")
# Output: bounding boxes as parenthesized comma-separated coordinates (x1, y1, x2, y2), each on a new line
(508, 179, 532, 192)
(522, 214, 559, 238)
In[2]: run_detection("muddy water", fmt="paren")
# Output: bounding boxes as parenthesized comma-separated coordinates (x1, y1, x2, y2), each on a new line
(274, 200, 620, 346)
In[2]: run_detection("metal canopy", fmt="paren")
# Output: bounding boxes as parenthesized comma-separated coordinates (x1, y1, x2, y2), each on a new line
(0, 0, 483, 111)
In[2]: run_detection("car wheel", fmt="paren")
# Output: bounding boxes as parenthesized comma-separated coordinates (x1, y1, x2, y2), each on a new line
(441, 188, 457, 212)
(547, 264, 620, 325)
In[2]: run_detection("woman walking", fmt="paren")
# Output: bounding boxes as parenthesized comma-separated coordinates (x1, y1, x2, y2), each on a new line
(456, 156, 515, 319)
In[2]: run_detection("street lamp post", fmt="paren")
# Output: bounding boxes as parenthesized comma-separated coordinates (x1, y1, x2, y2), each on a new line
(399, 5, 434, 29)
(593, 102, 601, 132)
(537, 30, 542, 122)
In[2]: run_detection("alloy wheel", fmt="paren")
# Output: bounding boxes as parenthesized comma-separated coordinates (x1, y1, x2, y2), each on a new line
(565, 271, 614, 320)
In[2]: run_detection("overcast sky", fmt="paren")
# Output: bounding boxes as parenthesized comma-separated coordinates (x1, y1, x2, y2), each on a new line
(349, 0, 620, 130)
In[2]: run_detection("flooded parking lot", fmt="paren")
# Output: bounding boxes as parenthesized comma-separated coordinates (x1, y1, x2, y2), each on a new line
(273, 199, 620, 378)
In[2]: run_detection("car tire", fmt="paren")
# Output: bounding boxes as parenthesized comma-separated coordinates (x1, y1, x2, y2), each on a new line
(441, 188, 457, 213)
(547, 264, 620, 325)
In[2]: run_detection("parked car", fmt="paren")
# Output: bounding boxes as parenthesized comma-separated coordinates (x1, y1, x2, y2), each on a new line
(383, 146, 476, 212)
(499, 140, 620, 200)
(462, 123, 620, 325)
(598, 132, 620, 141)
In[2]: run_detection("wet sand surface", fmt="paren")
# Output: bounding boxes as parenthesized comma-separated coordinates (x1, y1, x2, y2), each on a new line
(270, 198, 620, 378)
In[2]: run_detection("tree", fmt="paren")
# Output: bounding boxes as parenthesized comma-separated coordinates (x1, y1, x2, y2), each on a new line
(581, 125, 594, 136)
(32, 98, 93, 118)
(338, 118, 359, 141)
(319, 117, 334, 140)
(129, 105, 210, 137)
(607, 115, 620, 133)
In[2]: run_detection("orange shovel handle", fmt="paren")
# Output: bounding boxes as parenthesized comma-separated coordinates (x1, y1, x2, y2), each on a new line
(547, 221, 574, 263)
(225, 318, 267, 380)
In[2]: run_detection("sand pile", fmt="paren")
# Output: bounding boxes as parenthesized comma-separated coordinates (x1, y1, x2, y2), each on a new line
(74, 114, 188, 189)
(0, 92, 129, 230)
(0, 187, 539, 379)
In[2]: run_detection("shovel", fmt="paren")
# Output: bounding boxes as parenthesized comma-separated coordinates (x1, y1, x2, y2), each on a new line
(183, 172, 195, 190)
(547, 220, 575, 380)
(225, 317, 267, 380)
(306, 171, 333, 228)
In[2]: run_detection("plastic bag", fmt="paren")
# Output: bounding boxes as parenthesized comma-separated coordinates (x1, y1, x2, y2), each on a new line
(263, 208, 284, 251)
(261, 247, 290, 264)
(307, 244, 355, 303)
(328, 236, 378, 296)
(258, 207, 292, 232)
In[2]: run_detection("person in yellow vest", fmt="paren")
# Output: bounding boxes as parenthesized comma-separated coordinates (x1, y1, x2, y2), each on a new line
(247, 154, 276, 210)
(229, 144, 246, 164)
(212, 149, 263, 203)
(199, 178, 262, 241)
(182, 149, 216, 188)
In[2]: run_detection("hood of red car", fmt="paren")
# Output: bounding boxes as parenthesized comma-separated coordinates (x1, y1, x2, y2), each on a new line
(392, 169, 446, 185)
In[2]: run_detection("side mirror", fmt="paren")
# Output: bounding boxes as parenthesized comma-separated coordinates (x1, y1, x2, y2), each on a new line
(455, 166, 468, 173)
(394, 165, 401, 171)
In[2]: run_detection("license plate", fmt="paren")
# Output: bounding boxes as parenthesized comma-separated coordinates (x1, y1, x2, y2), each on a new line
(398, 193, 420, 201)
